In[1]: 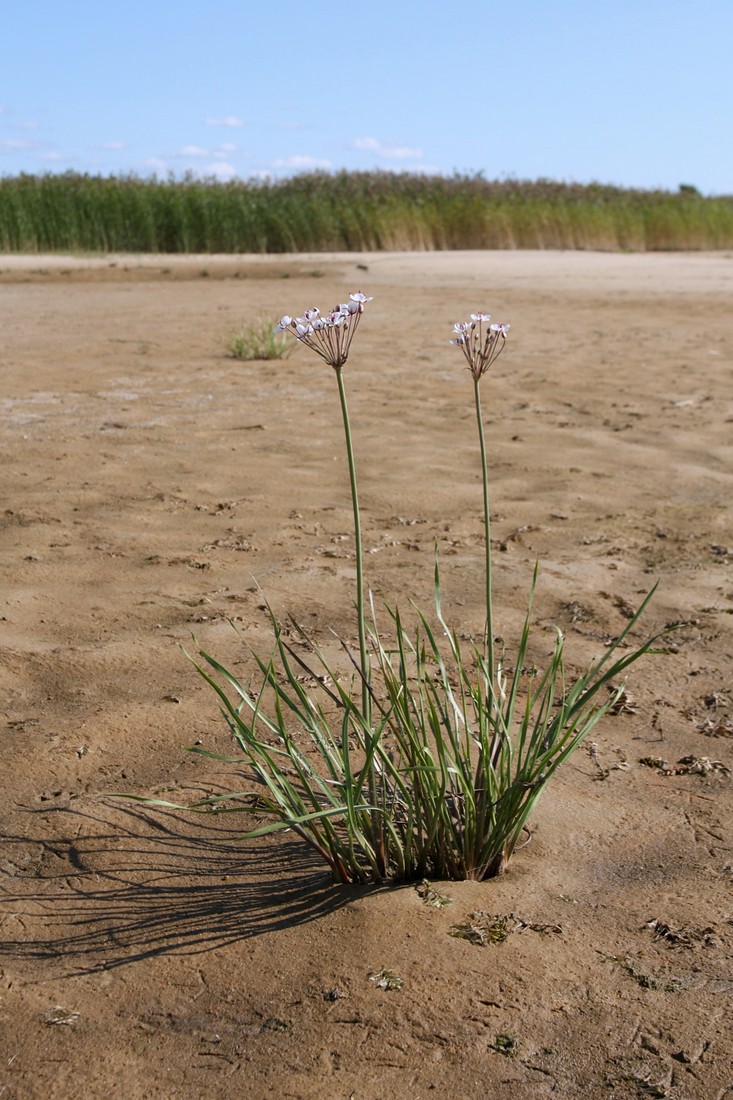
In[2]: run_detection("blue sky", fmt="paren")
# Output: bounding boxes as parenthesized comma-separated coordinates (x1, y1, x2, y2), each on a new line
(2, 0, 731, 194)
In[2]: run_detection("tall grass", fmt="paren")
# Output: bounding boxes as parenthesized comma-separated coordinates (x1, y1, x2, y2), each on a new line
(1, 171, 732, 253)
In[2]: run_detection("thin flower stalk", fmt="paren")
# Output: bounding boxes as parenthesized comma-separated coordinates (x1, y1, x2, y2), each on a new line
(275, 292, 383, 871)
(336, 367, 370, 726)
(473, 379, 494, 683)
(275, 292, 373, 720)
(449, 313, 510, 683)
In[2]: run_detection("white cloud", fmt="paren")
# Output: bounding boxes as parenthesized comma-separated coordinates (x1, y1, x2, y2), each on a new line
(178, 144, 210, 158)
(0, 107, 42, 131)
(1, 138, 38, 152)
(204, 161, 237, 181)
(205, 116, 246, 128)
(102, 140, 125, 150)
(353, 136, 423, 160)
(353, 137, 380, 152)
(172, 146, 240, 179)
(271, 154, 332, 170)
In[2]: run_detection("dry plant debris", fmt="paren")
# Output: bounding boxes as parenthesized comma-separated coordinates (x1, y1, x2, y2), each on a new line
(703, 690, 730, 710)
(450, 912, 512, 946)
(696, 715, 733, 737)
(491, 1034, 520, 1057)
(585, 740, 631, 780)
(449, 911, 562, 946)
(322, 987, 348, 1003)
(415, 880, 453, 908)
(42, 1006, 80, 1026)
(602, 955, 685, 992)
(607, 682, 640, 714)
(369, 968, 404, 992)
(639, 754, 731, 776)
(644, 918, 717, 948)
(631, 1071, 672, 1098)
(262, 1016, 293, 1032)
(561, 599, 594, 623)
(513, 913, 563, 935)
(602, 592, 638, 620)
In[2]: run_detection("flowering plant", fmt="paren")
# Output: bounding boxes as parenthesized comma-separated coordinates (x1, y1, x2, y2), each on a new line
(127, 295, 661, 884)
(274, 291, 372, 370)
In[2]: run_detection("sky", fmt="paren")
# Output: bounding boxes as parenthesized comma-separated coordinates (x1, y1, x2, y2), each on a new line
(1, 0, 731, 195)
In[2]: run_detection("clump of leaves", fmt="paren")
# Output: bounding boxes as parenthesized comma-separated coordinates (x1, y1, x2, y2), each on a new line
(450, 911, 512, 946)
(416, 880, 453, 908)
(492, 1034, 520, 1057)
(225, 318, 292, 361)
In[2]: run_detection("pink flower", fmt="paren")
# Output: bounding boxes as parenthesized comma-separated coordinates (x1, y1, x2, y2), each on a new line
(349, 291, 373, 310)
(275, 292, 372, 370)
(450, 312, 509, 381)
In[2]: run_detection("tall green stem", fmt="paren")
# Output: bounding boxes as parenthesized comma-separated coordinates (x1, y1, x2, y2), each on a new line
(473, 378, 495, 688)
(337, 367, 384, 877)
(336, 368, 371, 726)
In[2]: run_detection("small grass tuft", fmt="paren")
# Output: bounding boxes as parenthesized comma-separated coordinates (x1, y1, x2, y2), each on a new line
(225, 318, 293, 361)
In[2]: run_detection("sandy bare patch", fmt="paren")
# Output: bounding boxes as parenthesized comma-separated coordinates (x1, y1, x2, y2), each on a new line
(2, 252, 732, 1098)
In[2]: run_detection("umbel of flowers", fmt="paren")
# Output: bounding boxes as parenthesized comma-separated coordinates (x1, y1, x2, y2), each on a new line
(275, 292, 372, 371)
(450, 312, 510, 381)
(129, 291, 661, 886)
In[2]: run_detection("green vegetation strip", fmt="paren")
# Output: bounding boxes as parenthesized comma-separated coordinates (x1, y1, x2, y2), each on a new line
(1, 172, 732, 253)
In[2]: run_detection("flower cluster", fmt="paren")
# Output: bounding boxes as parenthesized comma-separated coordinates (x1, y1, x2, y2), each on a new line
(450, 313, 510, 381)
(275, 292, 373, 371)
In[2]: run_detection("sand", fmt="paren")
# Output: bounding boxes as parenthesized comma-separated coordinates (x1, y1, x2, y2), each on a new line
(1, 250, 732, 1099)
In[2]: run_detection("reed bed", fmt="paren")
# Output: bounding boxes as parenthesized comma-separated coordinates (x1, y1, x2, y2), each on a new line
(1, 171, 732, 253)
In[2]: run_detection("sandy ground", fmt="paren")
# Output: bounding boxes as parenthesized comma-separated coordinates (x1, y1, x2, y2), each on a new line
(1, 250, 732, 1099)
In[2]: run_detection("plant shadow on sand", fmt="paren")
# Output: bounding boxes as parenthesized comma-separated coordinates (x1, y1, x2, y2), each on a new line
(0, 802, 371, 974)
